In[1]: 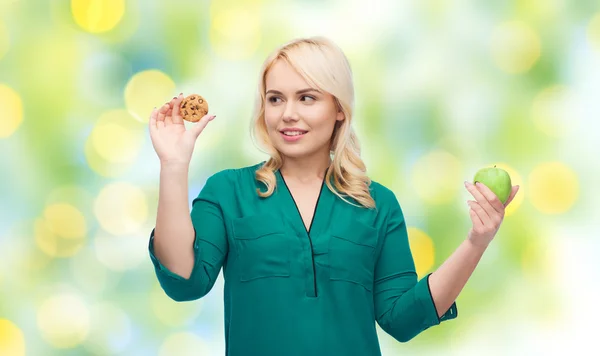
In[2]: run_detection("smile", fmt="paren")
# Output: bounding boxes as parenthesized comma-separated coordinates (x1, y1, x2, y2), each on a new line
(279, 130, 307, 142)
(282, 131, 306, 136)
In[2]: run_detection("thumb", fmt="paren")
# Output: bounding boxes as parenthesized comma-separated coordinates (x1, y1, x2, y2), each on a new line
(190, 114, 216, 138)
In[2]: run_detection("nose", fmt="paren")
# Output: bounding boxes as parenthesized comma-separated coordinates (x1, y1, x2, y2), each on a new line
(282, 102, 299, 122)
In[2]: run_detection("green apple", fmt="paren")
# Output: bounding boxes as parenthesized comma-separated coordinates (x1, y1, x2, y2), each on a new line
(473, 165, 512, 204)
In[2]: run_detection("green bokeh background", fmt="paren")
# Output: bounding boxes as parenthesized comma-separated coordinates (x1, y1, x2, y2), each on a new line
(1, 0, 599, 355)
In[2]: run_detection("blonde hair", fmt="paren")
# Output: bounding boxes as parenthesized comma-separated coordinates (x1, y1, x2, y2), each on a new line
(251, 36, 375, 209)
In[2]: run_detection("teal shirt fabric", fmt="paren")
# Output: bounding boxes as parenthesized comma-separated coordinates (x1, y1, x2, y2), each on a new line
(148, 162, 457, 355)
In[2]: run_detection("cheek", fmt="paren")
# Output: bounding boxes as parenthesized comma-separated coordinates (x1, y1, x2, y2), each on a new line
(306, 108, 337, 131)
(263, 109, 279, 130)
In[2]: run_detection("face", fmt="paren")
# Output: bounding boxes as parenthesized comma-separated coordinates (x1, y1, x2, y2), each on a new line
(263, 60, 344, 160)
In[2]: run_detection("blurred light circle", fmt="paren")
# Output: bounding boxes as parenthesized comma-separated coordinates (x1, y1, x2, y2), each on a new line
(0, 84, 23, 138)
(407, 227, 435, 278)
(159, 332, 211, 356)
(94, 230, 147, 271)
(71, 0, 125, 33)
(490, 21, 541, 74)
(528, 162, 579, 214)
(84, 302, 132, 355)
(89, 109, 144, 164)
(0, 319, 25, 356)
(37, 294, 90, 349)
(84, 132, 131, 178)
(94, 182, 148, 236)
(45, 185, 95, 219)
(531, 85, 574, 138)
(411, 150, 463, 205)
(43, 203, 87, 240)
(209, 3, 262, 61)
(151, 283, 204, 327)
(124, 70, 176, 123)
(35, 203, 87, 258)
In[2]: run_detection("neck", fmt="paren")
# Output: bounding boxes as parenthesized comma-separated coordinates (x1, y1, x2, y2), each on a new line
(279, 148, 331, 183)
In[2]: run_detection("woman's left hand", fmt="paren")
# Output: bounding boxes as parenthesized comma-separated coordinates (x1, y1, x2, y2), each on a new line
(464, 181, 520, 248)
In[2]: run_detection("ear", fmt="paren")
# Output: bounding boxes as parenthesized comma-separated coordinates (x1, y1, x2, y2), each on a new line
(336, 109, 345, 121)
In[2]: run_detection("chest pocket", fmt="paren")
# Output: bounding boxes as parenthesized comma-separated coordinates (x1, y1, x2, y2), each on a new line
(232, 214, 291, 282)
(329, 220, 379, 291)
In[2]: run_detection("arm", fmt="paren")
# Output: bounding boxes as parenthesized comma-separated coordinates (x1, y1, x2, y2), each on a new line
(429, 180, 520, 317)
(374, 192, 457, 343)
(428, 239, 486, 318)
(153, 163, 196, 279)
(149, 168, 228, 302)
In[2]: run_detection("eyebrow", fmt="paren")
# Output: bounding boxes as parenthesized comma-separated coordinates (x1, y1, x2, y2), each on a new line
(265, 88, 321, 95)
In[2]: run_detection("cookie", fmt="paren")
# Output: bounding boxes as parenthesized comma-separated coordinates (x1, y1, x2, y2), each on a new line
(180, 94, 209, 122)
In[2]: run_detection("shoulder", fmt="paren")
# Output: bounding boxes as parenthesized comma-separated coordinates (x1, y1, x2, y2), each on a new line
(203, 161, 266, 188)
(196, 162, 265, 203)
(368, 179, 398, 204)
(368, 179, 404, 215)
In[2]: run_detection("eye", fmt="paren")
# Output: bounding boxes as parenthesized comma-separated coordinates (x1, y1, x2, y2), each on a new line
(267, 96, 281, 104)
(301, 95, 316, 102)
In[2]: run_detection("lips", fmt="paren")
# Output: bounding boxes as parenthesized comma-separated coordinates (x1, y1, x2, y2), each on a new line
(281, 131, 307, 136)
(279, 128, 308, 137)
(279, 129, 307, 142)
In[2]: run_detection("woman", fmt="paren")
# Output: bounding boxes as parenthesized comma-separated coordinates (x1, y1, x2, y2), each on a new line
(148, 36, 519, 355)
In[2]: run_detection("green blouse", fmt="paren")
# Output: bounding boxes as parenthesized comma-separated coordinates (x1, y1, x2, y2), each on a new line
(148, 162, 457, 355)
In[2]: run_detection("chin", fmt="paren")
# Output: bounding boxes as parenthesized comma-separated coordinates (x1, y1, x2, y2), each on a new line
(268, 132, 329, 160)
(273, 144, 311, 159)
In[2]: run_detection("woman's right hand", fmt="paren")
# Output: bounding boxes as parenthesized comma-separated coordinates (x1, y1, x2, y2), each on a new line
(149, 93, 216, 167)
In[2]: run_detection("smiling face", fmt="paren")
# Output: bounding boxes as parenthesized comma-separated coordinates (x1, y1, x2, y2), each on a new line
(263, 59, 344, 160)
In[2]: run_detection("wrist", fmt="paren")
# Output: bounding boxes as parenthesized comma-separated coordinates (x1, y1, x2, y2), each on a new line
(160, 160, 190, 172)
(466, 237, 489, 254)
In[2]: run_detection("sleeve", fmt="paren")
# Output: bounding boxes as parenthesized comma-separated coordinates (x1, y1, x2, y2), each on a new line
(374, 191, 457, 342)
(148, 172, 229, 302)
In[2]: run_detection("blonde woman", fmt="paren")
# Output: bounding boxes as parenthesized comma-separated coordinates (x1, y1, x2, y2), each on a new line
(148, 36, 519, 355)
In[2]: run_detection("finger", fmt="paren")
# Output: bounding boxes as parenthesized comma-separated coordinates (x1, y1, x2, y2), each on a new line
(172, 93, 185, 124)
(165, 96, 177, 125)
(157, 103, 169, 122)
(465, 181, 497, 218)
(149, 107, 158, 133)
(474, 182, 505, 214)
(166, 96, 177, 111)
(504, 185, 520, 207)
(469, 208, 483, 230)
(190, 114, 216, 137)
(467, 200, 491, 226)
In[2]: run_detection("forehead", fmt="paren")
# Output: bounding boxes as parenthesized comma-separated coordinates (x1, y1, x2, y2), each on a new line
(265, 60, 311, 91)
